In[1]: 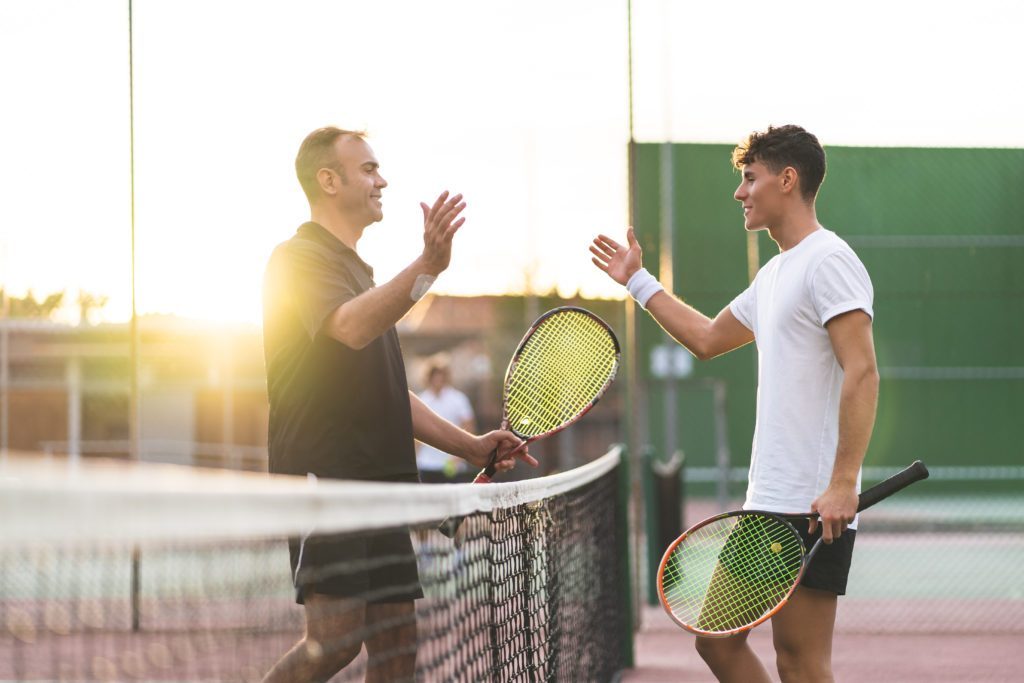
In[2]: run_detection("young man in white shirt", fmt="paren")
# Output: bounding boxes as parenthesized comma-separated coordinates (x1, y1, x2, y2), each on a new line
(590, 124, 879, 683)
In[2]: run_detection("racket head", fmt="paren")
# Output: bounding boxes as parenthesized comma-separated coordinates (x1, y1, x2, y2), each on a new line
(657, 510, 809, 637)
(501, 307, 620, 440)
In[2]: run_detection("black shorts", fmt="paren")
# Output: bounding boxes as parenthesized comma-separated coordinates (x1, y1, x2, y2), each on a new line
(289, 527, 424, 605)
(714, 514, 856, 597)
(790, 517, 856, 595)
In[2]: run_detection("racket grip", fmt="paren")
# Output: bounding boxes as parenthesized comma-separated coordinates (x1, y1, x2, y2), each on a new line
(857, 460, 929, 512)
(437, 458, 498, 538)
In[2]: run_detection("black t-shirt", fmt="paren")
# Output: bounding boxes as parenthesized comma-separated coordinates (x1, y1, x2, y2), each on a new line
(262, 222, 418, 482)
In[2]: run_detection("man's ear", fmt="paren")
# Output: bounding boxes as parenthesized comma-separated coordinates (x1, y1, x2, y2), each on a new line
(779, 166, 799, 196)
(317, 167, 339, 196)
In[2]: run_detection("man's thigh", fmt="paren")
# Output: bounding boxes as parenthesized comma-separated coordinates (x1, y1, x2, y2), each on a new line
(771, 586, 837, 659)
(303, 593, 367, 649)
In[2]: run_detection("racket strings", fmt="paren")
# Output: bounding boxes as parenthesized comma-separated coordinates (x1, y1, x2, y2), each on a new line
(506, 311, 618, 438)
(661, 515, 803, 634)
(701, 522, 801, 629)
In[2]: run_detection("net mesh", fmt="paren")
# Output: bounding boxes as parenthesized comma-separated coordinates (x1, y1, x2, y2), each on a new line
(505, 309, 618, 439)
(0, 449, 628, 682)
(659, 513, 803, 634)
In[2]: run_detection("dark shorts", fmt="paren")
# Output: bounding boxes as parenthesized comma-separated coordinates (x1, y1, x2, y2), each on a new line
(289, 527, 424, 605)
(791, 517, 856, 595)
(714, 513, 856, 597)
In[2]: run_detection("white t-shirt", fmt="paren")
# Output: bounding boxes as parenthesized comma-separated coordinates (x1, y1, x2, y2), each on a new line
(417, 386, 475, 472)
(729, 228, 873, 525)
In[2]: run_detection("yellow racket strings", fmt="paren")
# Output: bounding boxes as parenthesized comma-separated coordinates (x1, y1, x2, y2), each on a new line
(661, 515, 803, 633)
(505, 311, 618, 438)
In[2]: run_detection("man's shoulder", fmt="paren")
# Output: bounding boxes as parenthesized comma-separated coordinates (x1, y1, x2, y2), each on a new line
(268, 228, 362, 280)
(276, 227, 334, 260)
(810, 228, 858, 256)
(799, 229, 864, 272)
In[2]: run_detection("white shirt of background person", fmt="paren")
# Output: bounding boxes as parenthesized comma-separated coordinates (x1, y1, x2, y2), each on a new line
(416, 363, 475, 476)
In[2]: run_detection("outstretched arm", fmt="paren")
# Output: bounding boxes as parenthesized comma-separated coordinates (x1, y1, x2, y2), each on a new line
(810, 309, 880, 542)
(590, 227, 753, 359)
(323, 191, 465, 349)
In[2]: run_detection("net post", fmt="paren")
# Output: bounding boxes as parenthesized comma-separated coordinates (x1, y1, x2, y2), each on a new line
(615, 443, 636, 669)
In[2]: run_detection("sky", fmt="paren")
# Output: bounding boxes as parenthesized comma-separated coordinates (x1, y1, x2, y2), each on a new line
(1, 0, 1021, 325)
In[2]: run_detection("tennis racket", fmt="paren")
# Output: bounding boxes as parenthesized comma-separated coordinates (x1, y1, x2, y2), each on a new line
(438, 306, 620, 538)
(657, 460, 929, 637)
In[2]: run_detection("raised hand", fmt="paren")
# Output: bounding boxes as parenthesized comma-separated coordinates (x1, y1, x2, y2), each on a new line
(419, 191, 466, 275)
(590, 226, 644, 286)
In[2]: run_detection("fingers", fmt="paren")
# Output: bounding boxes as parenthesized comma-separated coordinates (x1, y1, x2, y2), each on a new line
(589, 245, 611, 272)
(814, 515, 848, 545)
(593, 234, 623, 254)
(491, 433, 538, 469)
(627, 225, 639, 247)
(443, 216, 466, 240)
(424, 192, 464, 227)
(429, 190, 449, 216)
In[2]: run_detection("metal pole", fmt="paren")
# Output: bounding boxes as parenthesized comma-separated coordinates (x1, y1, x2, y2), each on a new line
(127, 0, 142, 634)
(128, 0, 139, 466)
(712, 379, 731, 509)
(624, 0, 645, 644)
(1, 294, 8, 461)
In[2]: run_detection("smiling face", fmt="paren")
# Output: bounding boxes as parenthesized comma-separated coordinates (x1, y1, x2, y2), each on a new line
(324, 135, 388, 227)
(733, 161, 787, 231)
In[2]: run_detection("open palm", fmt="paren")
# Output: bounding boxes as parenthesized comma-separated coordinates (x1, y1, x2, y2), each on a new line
(590, 226, 644, 286)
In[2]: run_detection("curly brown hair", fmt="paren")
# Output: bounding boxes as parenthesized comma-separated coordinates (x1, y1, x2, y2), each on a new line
(731, 125, 826, 201)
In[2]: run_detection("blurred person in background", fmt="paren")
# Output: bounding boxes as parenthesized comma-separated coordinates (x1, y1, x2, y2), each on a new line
(416, 356, 477, 483)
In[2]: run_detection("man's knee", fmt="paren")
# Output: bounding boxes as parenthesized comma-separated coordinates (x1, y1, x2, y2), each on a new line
(774, 639, 832, 683)
(303, 636, 362, 679)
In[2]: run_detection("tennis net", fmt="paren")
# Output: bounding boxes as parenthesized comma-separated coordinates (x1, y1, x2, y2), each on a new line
(0, 447, 629, 682)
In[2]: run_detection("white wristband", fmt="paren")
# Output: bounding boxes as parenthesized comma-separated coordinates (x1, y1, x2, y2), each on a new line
(410, 273, 436, 302)
(626, 268, 664, 309)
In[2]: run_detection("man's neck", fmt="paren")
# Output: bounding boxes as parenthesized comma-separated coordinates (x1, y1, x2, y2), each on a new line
(766, 204, 821, 252)
(309, 205, 365, 251)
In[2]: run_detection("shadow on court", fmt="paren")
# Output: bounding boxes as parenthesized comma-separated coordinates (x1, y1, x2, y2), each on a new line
(624, 605, 1023, 682)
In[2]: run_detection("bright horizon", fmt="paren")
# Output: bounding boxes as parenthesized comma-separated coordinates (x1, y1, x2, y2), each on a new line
(2, 0, 1021, 325)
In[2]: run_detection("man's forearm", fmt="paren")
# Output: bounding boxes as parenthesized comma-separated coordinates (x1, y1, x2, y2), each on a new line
(409, 392, 474, 458)
(644, 291, 715, 359)
(324, 258, 434, 349)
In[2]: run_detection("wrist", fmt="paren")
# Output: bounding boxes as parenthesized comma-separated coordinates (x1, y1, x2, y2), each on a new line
(626, 268, 664, 309)
(410, 273, 436, 301)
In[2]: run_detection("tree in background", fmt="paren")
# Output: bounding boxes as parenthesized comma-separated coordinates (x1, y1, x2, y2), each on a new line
(0, 289, 108, 323)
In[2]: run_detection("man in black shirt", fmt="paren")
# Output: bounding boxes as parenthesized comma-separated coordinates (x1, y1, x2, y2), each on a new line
(261, 127, 536, 683)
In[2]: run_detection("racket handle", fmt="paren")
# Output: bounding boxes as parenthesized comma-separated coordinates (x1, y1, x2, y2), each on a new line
(437, 452, 499, 539)
(857, 460, 929, 512)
